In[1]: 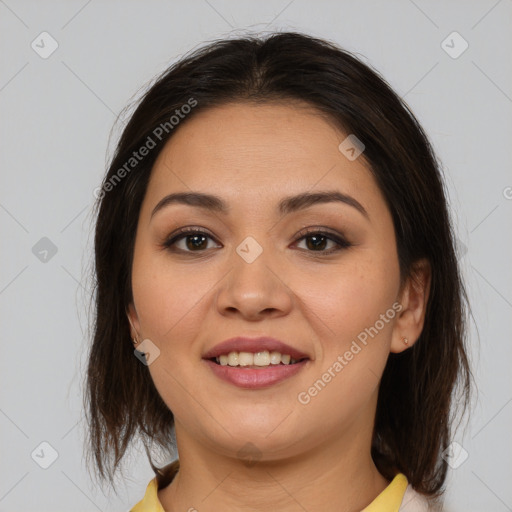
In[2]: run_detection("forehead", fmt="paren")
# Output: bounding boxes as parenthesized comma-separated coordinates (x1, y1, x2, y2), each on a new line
(145, 102, 383, 216)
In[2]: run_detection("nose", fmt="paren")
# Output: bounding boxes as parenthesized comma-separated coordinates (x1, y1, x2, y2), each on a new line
(215, 242, 293, 321)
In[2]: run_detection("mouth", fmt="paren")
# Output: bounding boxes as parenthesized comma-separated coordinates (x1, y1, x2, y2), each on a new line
(202, 336, 311, 388)
(202, 335, 311, 389)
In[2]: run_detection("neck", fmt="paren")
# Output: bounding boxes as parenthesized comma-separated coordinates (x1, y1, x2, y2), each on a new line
(157, 423, 390, 512)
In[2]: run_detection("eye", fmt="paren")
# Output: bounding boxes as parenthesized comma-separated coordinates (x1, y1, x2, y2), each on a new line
(162, 227, 220, 253)
(294, 228, 352, 254)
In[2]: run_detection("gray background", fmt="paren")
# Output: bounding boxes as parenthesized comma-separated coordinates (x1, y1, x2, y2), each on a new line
(1, 0, 511, 510)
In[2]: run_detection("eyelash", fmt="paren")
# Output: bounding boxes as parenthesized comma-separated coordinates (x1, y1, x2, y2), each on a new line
(162, 226, 352, 255)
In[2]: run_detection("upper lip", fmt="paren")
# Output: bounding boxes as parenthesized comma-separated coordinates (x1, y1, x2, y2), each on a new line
(202, 336, 310, 361)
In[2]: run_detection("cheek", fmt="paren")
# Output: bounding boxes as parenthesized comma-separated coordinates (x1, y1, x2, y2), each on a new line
(131, 250, 208, 414)
(131, 249, 214, 342)
(292, 262, 398, 431)
(293, 251, 400, 344)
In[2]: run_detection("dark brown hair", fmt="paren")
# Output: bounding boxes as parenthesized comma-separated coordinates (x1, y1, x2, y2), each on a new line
(84, 31, 472, 500)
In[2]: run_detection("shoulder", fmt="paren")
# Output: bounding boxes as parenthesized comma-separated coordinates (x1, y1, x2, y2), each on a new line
(399, 484, 444, 512)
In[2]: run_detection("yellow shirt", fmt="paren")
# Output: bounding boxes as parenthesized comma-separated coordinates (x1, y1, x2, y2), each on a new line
(130, 472, 409, 512)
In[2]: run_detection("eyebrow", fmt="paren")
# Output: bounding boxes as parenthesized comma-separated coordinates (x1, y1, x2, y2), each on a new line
(150, 190, 369, 220)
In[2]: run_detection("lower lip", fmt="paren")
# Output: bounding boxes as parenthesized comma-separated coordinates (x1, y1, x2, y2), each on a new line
(203, 359, 308, 389)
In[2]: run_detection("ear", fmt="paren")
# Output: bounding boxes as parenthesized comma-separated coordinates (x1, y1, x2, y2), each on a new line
(126, 302, 142, 342)
(390, 258, 431, 353)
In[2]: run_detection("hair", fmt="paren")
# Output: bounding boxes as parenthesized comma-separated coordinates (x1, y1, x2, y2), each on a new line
(84, 31, 472, 501)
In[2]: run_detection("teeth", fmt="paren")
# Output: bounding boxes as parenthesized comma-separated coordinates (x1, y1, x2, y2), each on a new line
(253, 351, 270, 366)
(238, 352, 253, 366)
(269, 351, 281, 364)
(214, 350, 300, 367)
(227, 352, 239, 366)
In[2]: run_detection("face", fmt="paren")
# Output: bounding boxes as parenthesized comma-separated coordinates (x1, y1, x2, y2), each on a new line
(128, 101, 405, 462)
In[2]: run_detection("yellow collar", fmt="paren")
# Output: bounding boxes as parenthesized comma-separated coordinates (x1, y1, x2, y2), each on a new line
(361, 473, 408, 511)
(131, 472, 408, 512)
(130, 477, 164, 512)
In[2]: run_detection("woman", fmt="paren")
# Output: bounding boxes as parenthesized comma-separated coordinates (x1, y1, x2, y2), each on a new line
(85, 32, 472, 511)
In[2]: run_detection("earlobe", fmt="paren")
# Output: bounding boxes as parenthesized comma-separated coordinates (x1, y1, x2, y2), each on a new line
(390, 259, 431, 353)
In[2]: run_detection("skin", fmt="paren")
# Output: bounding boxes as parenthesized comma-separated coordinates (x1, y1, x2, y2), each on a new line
(127, 102, 431, 512)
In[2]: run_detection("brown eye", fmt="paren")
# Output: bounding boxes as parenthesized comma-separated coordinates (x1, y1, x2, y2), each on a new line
(163, 228, 220, 253)
(294, 229, 352, 254)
